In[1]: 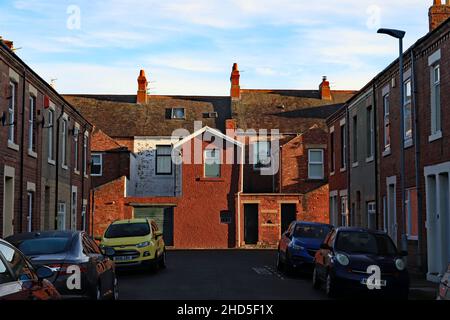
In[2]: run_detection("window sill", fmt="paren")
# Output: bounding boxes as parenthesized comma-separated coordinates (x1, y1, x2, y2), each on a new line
(84, 174, 89, 179)
(340, 167, 346, 173)
(407, 236, 418, 241)
(307, 177, 325, 181)
(91, 174, 102, 177)
(28, 150, 37, 158)
(196, 177, 225, 182)
(62, 165, 68, 170)
(74, 170, 80, 175)
(404, 138, 414, 149)
(8, 141, 19, 151)
(48, 159, 56, 166)
(330, 171, 335, 176)
(428, 131, 442, 143)
(382, 148, 391, 157)
(352, 162, 359, 168)
(366, 156, 374, 163)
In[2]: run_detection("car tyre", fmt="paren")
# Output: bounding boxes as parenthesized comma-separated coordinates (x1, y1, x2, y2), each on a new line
(284, 250, 294, 276)
(312, 267, 321, 289)
(325, 272, 337, 298)
(159, 250, 166, 269)
(276, 251, 284, 271)
(112, 276, 119, 300)
(95, 283, 102, 300)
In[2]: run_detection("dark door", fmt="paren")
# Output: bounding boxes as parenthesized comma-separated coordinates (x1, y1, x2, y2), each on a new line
(134, 207, 174, 246)
(281, 204, 297, 234)
(244, 204, 258, 245)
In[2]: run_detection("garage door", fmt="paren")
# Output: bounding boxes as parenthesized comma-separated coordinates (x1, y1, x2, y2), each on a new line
(133, 207, 174, 246)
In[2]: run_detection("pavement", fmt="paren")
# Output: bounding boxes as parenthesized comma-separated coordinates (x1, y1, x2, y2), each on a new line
(117, 250, 438, 300)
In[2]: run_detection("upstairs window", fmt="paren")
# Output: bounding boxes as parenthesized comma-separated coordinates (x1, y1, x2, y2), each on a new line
(366, 106, 374, 158)
(171, 108, 185, 119)
(61, 119, 68, 168)
(308, 149, 324, 180)
(91, 154, 102, 176)
(28, 95, 36, 153)
(48, 109, 55, 161)
(330, 131, 335, 173)
(352, 116, 358, 163)
(156, 145, 172, 175)
(204, 149, 221, 178)
(8, 81, 16, 144)
(253, 141, 271, 169)
(383, 94, 390, 150)
(403, 79, 413, 142)
(340, 123, 346, 170)
(431, 64, 441, 136)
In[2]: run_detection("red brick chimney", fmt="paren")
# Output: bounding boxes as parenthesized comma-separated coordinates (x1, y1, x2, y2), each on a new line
(319, 76, 332, 101)
(230, 63, 241, 101)
(429, 0, 450, 32)
(136, 69, 148, 104)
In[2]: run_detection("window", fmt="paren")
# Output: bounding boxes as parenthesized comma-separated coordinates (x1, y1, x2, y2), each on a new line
(71, 189, 77, 231)
(61, 119, 68, 168)
(220, 211, 232, 224)
(366, 106, 374, 158)
(340, 124, 346, 169)
(27, 192, 33, 232)
(341, 196, 348, 227)
(352, 116, 358, 163)
(57, 202, 66, 231)
(431, 64, 441, 135)
(171, 108, 185, 119)
(403, 79, 413, 142)
(383, 94, 390, 150)
(330, 131, 335, 173)
(204, 149, 221, 178)
(8, 81, 16, 144)
(367, 201, 376, 230)
(253, 141, 271, 169)
(74, 128, 79, 172)
(83, 133, 88, 176)
(156, 145, 172, 175)
(406, 188, 418, 240)
(308, 149, 324, 179)
(81, 204, 87, 231)
(28, 95, 36, 153)
(91, 154, 102, 176)
(48, 109, 54, 161)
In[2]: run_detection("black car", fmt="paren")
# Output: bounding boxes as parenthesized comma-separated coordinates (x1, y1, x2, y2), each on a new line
(312, 227, 409, 299)
(0, 238, 60, 300)
(6, 231, 118, 300)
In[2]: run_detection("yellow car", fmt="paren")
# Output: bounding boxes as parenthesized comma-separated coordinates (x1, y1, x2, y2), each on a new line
(100, 218, 166, 270)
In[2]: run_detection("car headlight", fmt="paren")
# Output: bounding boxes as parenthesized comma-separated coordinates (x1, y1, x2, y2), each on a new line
(136, 241, 150, 248)
(336, 253, 350, 266)
(395, 258, 406, 271)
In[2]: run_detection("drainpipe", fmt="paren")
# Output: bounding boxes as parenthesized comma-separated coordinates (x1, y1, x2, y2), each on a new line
(411, 49, 423, 270)
(54, 105, 64, 229)
(19, 68, 26, 232)
(237, 143, 244, 248)
(372, 81, 379, 229)
(346, 105, 351, 225)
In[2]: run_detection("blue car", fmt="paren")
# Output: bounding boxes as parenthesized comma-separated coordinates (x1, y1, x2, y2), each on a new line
(277, 221, 333, 274)
(312, 227, 409, 299)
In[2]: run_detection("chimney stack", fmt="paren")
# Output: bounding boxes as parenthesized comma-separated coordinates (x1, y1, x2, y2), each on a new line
(136, 69, 148, 104)
(230, 63, 241, 101)
(429, 0, 450, 32)
(319, 76, 332, 101)
(0, 37, 14, 50)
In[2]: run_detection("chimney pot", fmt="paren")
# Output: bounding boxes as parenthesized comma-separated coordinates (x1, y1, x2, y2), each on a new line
(319, 76, 332, 101)
(230, 63, 241, 101)
(429, 0, 450, 32)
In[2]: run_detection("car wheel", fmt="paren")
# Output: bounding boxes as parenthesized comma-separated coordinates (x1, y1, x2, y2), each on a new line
(325, 272, 336, 298)
(112, 276, 119, 300)
(312, 267, 321, 289)
(95, 284, 102, 300)
(284, 250, 294, 276)
(159, 250, 166, 269)
(276, 251, 284, 271)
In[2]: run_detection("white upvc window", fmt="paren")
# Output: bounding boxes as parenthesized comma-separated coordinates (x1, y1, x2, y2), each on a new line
(71, 188, 77, 231)
(8, 81, 16, 144)
(155, 145, 173, 175)
(73, 126, 79, 172)
(253, 141, 271, 169)
(83, 132, 88, 177)
(340, 123, 347, 170)
(204, 149, 221, 178)
(403, 79, 413, 143)
(431, 64, 441, 136)
(367, 201, 376, 230)
(48, 109, 55, 162)
(57, 202, 66, 231)
(91, 153, 103, 176)
(383, 94, 390, 150)
(28, 95, 36, 153)
(61, 118, 68, 168)
(341, 196, 348, 227)
(308, 149, 324, 180)
(27, 192, 34, 232)
(366, 106, 374, 159)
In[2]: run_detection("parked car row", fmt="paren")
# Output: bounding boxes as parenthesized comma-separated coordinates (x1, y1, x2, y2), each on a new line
(0, 218, 166, 300)
(277, 222, 411, 299)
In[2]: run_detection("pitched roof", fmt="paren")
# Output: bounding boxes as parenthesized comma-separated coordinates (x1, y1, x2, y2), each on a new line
(231, 89, 355, 133)
(63, 94, 231, 138)
(91, 127, 128, 152)
(173, 126, 243, 149)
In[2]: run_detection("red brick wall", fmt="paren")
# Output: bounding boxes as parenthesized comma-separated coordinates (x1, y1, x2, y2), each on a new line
(91, 151, 130, 188)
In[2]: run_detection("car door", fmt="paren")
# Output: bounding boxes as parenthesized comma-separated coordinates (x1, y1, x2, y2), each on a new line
(151, 221, 164, 256)
(0, 242, 58, 300)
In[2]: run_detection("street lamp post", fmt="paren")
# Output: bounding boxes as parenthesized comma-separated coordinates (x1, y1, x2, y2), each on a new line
(377, 28, 408, 252)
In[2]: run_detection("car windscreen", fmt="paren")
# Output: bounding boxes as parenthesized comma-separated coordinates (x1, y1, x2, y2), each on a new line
(104, 223, 150, 238)
(293, 224, 331, 239)
(17, 237, 71, 256)
(335, 231, 398, 256)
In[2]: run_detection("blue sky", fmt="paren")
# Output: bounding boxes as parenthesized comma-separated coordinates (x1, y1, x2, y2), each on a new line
(0, 0, 431, 95)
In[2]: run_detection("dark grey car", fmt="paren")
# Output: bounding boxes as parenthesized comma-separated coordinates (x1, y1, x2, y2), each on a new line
(6, 231, 118, 300)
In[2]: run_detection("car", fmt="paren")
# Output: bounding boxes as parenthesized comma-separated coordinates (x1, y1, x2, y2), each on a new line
(99, 218, 166, 270)
(312, 227, 409, 299)
(277, 221, 332, 274)
(437, 264, 450, 300)
(0, 238, 61, 300)
(6, 231, 118, 300)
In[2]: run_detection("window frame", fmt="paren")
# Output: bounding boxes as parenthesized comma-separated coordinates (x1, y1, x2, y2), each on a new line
(8, 81, 16, 144)
(403, 79, 413, 143)
(383, 93, 391, 151)
(367, 201, 376, 230)
(204, 148, 221, 178)
(171, 108, 186, 119)
(308, 149, 324, 180)
(155, 145, 173, 175)
(90, 153, 103, 176)
(366, 105, 374, 159)
(330, 131, 335, 174)
(61, 118, 68, 169)
(340, 123, 346, 170)
(28, 95, 36, 153)
(48, 109, 55, 162)
(352, 115, 358, 164)
(57, 202, 66, 231)
(73, 128, 79, 173)
(253, 140, 271, 170)
(430, 64, 441, 136)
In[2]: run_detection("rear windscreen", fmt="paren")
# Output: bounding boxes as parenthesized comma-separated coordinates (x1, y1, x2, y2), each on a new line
(18, 237, 71, 255)
(104, 223, 150, 238)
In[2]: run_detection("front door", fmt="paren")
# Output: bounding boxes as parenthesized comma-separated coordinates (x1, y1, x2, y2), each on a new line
(281, 204, 297, 235)
(244, 204, 258, 245)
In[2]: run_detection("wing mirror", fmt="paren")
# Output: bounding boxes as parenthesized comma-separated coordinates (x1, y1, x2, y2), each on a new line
(36, 266, 54, 280)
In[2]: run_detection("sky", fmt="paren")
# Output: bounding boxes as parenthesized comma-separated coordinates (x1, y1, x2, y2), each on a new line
(0, 0, 432, 96)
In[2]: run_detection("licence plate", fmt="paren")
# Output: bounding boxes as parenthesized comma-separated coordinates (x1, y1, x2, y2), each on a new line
(114, 256, 134, 262)
(361, 278, 387, 287)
